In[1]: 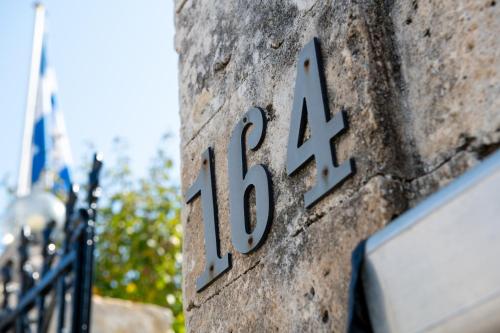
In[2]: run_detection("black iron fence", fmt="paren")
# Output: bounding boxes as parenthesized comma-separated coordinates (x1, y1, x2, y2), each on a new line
(0, 154, 103, 333)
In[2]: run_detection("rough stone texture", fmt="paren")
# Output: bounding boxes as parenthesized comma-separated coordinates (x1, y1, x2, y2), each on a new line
(90, 296, 172, 333)
(175, 0, 500, 332)
(46, 296, 172, 333)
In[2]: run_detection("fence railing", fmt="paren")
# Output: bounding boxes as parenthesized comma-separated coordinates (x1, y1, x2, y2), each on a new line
(0, 154, 103, 333)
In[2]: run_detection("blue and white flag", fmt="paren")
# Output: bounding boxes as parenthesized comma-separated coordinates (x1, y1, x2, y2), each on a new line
(31, 39, 73, 194)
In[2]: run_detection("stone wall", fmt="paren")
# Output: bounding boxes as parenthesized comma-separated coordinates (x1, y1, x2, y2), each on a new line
(90, 296, 172, 333)
(46, 296, 172, 333)
(175, 0, 499, 331)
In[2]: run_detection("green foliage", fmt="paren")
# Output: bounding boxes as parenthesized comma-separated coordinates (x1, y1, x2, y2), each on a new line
(93, 137, 184, 332)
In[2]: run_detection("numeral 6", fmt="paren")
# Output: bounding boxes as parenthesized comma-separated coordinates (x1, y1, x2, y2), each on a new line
(228, 107, 273, 254)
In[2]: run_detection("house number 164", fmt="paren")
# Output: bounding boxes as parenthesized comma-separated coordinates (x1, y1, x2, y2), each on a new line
(185, 38, 355, 292)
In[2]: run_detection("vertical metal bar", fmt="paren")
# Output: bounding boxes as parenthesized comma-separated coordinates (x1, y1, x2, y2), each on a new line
(0, 262, 13, 333)
(80, 154, 102, 333)
(56, 185, 78, 333)
(36, 222, 55, 333)
(71, 153, 102, 333)
(71, 211, 86, 333)
(79, 219, 94, 333)
(55, 275, 66, 333)
(19, 227, 29, 297)
(1, 261, 13, 310)
(16, 228, 31, 333)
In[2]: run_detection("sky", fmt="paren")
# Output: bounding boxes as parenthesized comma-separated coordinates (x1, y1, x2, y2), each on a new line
(0, 1, 180, 212)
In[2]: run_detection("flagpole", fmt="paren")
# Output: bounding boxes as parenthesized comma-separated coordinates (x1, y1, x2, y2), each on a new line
(17, 3, 46, 197)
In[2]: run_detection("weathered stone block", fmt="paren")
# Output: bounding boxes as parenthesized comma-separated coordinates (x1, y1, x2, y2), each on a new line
(176, 0, 500, 331)
(92, 297, 172, 333)
(389, 0, 500, 170)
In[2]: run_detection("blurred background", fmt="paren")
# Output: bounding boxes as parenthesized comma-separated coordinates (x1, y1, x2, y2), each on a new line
(0, 1, 183, 332)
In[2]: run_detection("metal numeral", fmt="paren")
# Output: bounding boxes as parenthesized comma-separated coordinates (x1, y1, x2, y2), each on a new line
(287, 37, 355, 208)
(185, 147, 231, 292)
(228, 107, 273, 254)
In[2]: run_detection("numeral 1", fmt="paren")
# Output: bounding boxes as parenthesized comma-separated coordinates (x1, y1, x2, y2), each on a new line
(287, 37, 355, 208)
(185, 147, 231, 292)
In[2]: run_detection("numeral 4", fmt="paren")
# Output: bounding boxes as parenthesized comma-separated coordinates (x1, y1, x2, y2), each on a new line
(286, 38, 355, 208)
